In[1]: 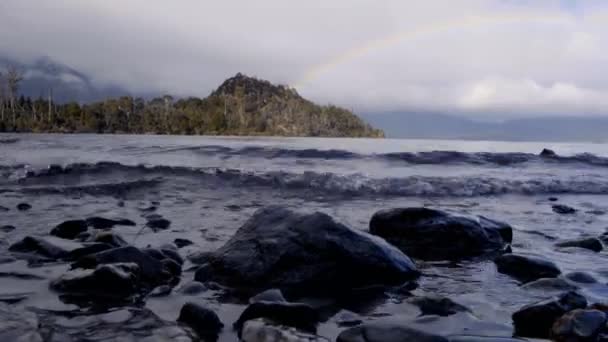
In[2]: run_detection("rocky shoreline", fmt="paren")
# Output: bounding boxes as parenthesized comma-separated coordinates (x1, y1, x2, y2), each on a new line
(2, 202, 608, 341)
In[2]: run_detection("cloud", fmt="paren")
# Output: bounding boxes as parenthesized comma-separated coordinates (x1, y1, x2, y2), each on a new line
(1, 0, 607, 118)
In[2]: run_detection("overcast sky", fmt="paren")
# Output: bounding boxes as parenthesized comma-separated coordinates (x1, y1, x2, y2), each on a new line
(1, 0, 608, 119)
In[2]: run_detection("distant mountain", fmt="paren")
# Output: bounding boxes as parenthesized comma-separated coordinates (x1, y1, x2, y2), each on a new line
(0, 56, 129, 103)
(362, 112, 608, 142)
(0, 71, 384, 137)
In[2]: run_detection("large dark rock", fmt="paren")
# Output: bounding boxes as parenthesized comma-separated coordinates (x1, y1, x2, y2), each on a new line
(540, 148, 557, 157)
(369, 208, 512, 260)
(86, 217, 136, 229)
(551, 309, 606, 341)
(177, 302, 223, 339)
(512, 291, 587, 338)
(194, 207, 418, 292)
(16, 203, 31, 211)
(146, 217, 171, 231)
(338, 322, 449, 342)
(234, 302, 319, 333)
(71, 246, 173, 287)
(50, 220, 88, 239)
(555, 238, 603, 252)
(494, 254, 561, 283)
(9, 236, 83, 260)
(50, 263, 141, 301)
(552, 204, 577, 214)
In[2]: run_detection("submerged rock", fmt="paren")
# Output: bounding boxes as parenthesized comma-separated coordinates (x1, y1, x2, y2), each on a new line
(16, 203, 31, 211)
(552, 204, 577, 214)
(521, 278, 579, 292)
(194, 206, 418, 293)
(146, 217, 171, 231)
(409, 296, 471, 317)
(9, 236, 83, 260)
(86, 217, 136, 229)
(174, 238, 194, 248)
(369, 208, 512, 260)
(0, 225, 15, 233)
(338, 322, 448, 342)
(234, 302, 319, 333)
(241, 319, 330, 342)
(177, 302, 223, 339)
(564, 272, 599, 284)
(71, 246, 174, 287)
(249, 289, 286, 304)
(50, 220, 88, 239)
(555, 237, 603, 252)
(50, 263, 141, 301)
(551, 309, 606, 341)
(494, 254, 561, 283)
(512, 291, 587, 338)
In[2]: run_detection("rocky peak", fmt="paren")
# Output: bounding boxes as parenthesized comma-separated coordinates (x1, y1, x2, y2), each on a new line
(211, 73, 298, 99)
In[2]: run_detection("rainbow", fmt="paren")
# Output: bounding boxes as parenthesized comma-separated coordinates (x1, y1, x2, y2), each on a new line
(292, 12, 585, 89)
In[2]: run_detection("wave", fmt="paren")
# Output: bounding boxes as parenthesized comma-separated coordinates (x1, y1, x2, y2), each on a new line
(10, 162, 608, 197)
(146, 145, 608, 167)
(1, 177, 163, 196)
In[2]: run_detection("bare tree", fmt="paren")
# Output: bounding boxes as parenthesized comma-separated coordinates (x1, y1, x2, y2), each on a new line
(6, 65, 24, 125)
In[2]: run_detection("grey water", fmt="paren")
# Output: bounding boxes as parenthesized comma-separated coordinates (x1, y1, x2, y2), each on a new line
(2, 133, 608, 341)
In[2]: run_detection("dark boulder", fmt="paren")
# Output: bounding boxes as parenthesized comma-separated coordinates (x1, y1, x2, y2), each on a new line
(194, 207, 418, 293)
(234, 302, 319, 333)
(555, 238, 603, 252)
(65, 243, 114, 261)
(494, 254, 561, 283)
(71, 246, 173, 287)
(146, 217, 171, 231)
(338, 322, 448, 342)
(50, 220, 88, 239)
(369, 208, 512, 260)
(512, 291, 587, 338)
(50, 263, 141, 300)
(551, 309, 606, 341)
(409, 296, 471, 316)
(9, 236, 83, 260)
(86, 217, 136, 229)
(177, 302, 223, 339)
(16, 203, 31, 211)
(552, 204, 577, 214)
(540, 148, 557, 157)
(174, 238, 194, 248)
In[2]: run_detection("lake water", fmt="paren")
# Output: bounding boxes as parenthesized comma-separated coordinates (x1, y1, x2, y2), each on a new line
(2, 133, 608, 341)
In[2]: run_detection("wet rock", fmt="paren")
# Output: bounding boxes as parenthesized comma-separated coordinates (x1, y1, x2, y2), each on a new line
(448, 337, 528, 342)
(556, 238, 603, 252)
(522, 278, 579, 291)
(146, 217, 171, 231)
(149, 285, 172, 297)
(177, 302, 223, 339)
(564, 272, 599, 284)
(89, 231, 129, 247)
(0, 303, 42, 342)
(16, 203, 31, 211)
(194, 207, 419, 293)
(71, 246, 173, 287)
(548, 197, 559, 202)
(187, 251, 213, 264)
(540, 148, 557, 157)
(174, 238, 194, 248)
(369, 208, 512, 260)
(9, 236, 83, 260)
(494, 254, 561, 283)
(50, 220, 88, 239)
(65, 243, 114, 261)
(551, 309, 606, 341)
(338, 322, 448, 342)
(50, 263, 141, 301)
(409, 296, 471, 317)
(332, 310, 363, 327)
(249, 289, 286, 304)
(86, 217, 136, 229)
(178, 281, 207, 295)
(552, 204, 577, 214)
(38, 306, 196, 341)
(0, 225, 15, 233)
(512, 291, 587, 338)
(241, 319, 330, 342)
(234, 302, 319, 333)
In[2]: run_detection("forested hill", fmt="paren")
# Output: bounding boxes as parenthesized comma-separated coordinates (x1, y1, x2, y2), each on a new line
(0, 72, 384, 137)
